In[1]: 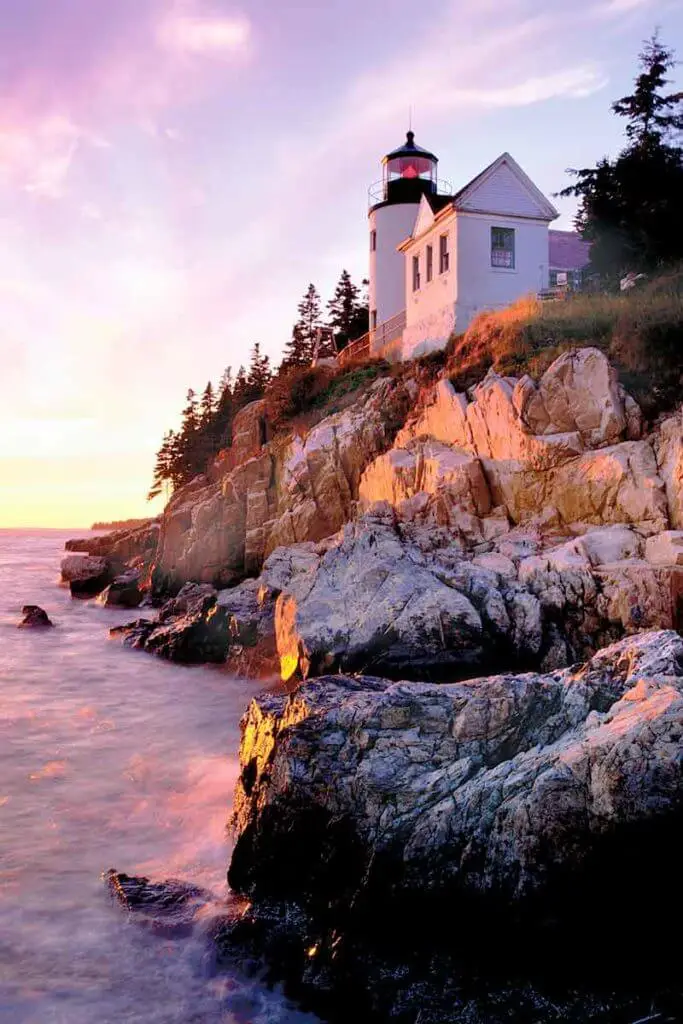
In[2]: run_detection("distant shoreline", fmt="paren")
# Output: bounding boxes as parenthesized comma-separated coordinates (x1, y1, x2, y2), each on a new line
(90, 518, 154, 531)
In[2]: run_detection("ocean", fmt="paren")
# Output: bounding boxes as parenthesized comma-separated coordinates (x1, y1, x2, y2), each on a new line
(0, 530, 316, 1024)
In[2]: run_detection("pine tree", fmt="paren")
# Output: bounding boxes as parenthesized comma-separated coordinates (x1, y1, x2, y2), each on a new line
(232, 365, 248, 408)
(612, 32, 683, 150)
(199, 381, 216, 426)
(282, 325, 308, 368)
(147, 430, 176, 501)
(283, 283, 322, 366)
(327, 270, 369, 349)
(213, 366, 234, 448)
(560, 33, 683, 277)
(245, 342, 272, 399)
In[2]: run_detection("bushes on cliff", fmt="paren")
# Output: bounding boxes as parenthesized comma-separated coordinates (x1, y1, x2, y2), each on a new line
(265, 365, 336, 428)
(265, 361, 391, 430)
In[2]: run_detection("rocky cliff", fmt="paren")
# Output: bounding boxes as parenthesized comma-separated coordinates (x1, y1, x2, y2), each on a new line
(97, 346, 683, 1022)
(105, 347, 683, 684)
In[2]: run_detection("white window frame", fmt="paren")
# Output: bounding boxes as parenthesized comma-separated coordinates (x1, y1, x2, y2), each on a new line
(412, 254, 421, 292)
(491, 227, 515, 269)
(426, 244, 433, 283)
(439, 234, 449, 274)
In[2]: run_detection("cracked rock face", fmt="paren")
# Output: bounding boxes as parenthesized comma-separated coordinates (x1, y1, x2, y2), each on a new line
(263, 510, 683, 683)
(230, 627, 683, 911)
(225, 629, 683, 1022)
(151, 380, 410, 591)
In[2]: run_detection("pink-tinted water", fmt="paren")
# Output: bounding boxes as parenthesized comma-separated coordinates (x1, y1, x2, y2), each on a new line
(0, 530, 317, 1024)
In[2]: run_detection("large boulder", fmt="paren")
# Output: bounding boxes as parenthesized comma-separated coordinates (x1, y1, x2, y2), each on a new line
(60, 555, 113, 598)
(225, 630, 683, 1021)
(358, 440, 491, 518)
(655, 411, 683, 528)
(267, 512, 575, 682)
(98, 568, 143, 609)
(232, 629, 683, 900)
(530, 347, 627, 446)
(112, 578, 277, 671)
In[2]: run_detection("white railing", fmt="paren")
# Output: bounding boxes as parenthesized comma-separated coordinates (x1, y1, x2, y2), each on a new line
(337, 310, 407, 367)
(371, 310, 406, 353)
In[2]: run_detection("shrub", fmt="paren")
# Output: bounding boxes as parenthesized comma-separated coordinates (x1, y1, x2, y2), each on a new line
(265, 365, 335, 429)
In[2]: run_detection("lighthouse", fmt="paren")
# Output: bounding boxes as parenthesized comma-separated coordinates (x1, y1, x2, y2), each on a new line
(368, 131, 444, 332)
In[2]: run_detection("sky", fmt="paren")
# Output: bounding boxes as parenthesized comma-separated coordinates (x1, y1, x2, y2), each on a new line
(0, 0, 681, 527)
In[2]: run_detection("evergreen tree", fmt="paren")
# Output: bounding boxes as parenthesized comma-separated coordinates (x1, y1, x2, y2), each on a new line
(213, 366, 234, 447)
(147, 430, 176, 501)
(199, 381, 216, 426)
(560, 33, 683, 278)
(282, 325, 308, 368)
(612, 33, 683, 149)
(245, 342, 272, 399)
(327, 270, 369, 349)
(283, 283, 322, 365)
(232, 365, 248, 408)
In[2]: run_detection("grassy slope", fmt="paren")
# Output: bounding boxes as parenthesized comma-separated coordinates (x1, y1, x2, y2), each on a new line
(447, 269, 683, 418)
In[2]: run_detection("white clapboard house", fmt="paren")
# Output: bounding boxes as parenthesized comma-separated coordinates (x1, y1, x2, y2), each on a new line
(365, 132, 589, 361)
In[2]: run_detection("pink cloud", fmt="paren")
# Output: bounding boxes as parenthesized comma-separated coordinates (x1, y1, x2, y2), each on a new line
(0, 0, 251, 196)
(157, 10, 251, 56)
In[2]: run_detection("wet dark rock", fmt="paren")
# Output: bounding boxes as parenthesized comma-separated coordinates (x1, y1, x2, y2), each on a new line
(158, 582, 217, 621)
(222, 629, 683, 1023)
(18, 605, 54, 629)
(112, 578, 278, 672)
(60, 555, 113, 598)
(109, 618, 156, 648)
(104, 870, 215, 939)
(98, 568, 143, 609)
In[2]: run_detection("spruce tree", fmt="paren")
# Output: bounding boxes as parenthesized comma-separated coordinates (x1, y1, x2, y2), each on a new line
(283, 283, 322, 366)
(327, 270, 369, 349)
(232, 366, 248, 409)
(560, 33, 683, 277)
(612, 33, 683, 150)
(148, 430, 176, 501)
(245, 342, 272, 399)
(199, 381, 215, 426)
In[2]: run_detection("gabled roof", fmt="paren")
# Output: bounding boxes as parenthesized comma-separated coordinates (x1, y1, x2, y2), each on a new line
(411, 194, 436, 238)
(549, 230, 591, 270)
(453, 152, 559, 222)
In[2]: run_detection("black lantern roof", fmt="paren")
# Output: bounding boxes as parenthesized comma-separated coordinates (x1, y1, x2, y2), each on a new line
(383, 131, 438, 165)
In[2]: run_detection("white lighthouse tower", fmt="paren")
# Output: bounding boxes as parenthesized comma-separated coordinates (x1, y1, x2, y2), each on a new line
(368, 131, 443, 337)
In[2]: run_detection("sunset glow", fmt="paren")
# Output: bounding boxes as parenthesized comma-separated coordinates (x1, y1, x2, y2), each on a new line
(1, 0, 680, 527)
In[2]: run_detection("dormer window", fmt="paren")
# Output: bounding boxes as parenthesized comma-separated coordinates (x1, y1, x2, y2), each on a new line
(491, 227, 515, 269)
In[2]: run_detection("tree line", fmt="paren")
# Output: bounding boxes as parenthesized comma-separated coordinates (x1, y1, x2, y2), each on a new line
(148, 270, 368, 499)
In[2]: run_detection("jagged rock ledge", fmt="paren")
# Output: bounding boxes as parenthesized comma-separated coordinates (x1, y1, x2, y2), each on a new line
(218, 629, 683, 1023)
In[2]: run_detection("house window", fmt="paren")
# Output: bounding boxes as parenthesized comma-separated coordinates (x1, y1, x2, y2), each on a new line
(370, 229, 377, 252)
(370, 309, 377, 329)
(426, 245, 433, 283)
(491, 227, 515, 268)
(412, 255, 421, 292)
(439, 234, 449, 273)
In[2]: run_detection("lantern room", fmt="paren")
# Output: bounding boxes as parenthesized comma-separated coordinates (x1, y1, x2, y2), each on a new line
(371, 131, 439, 207)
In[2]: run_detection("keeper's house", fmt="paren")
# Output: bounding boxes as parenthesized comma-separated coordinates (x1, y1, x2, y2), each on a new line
(366, 132, 590, 361)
